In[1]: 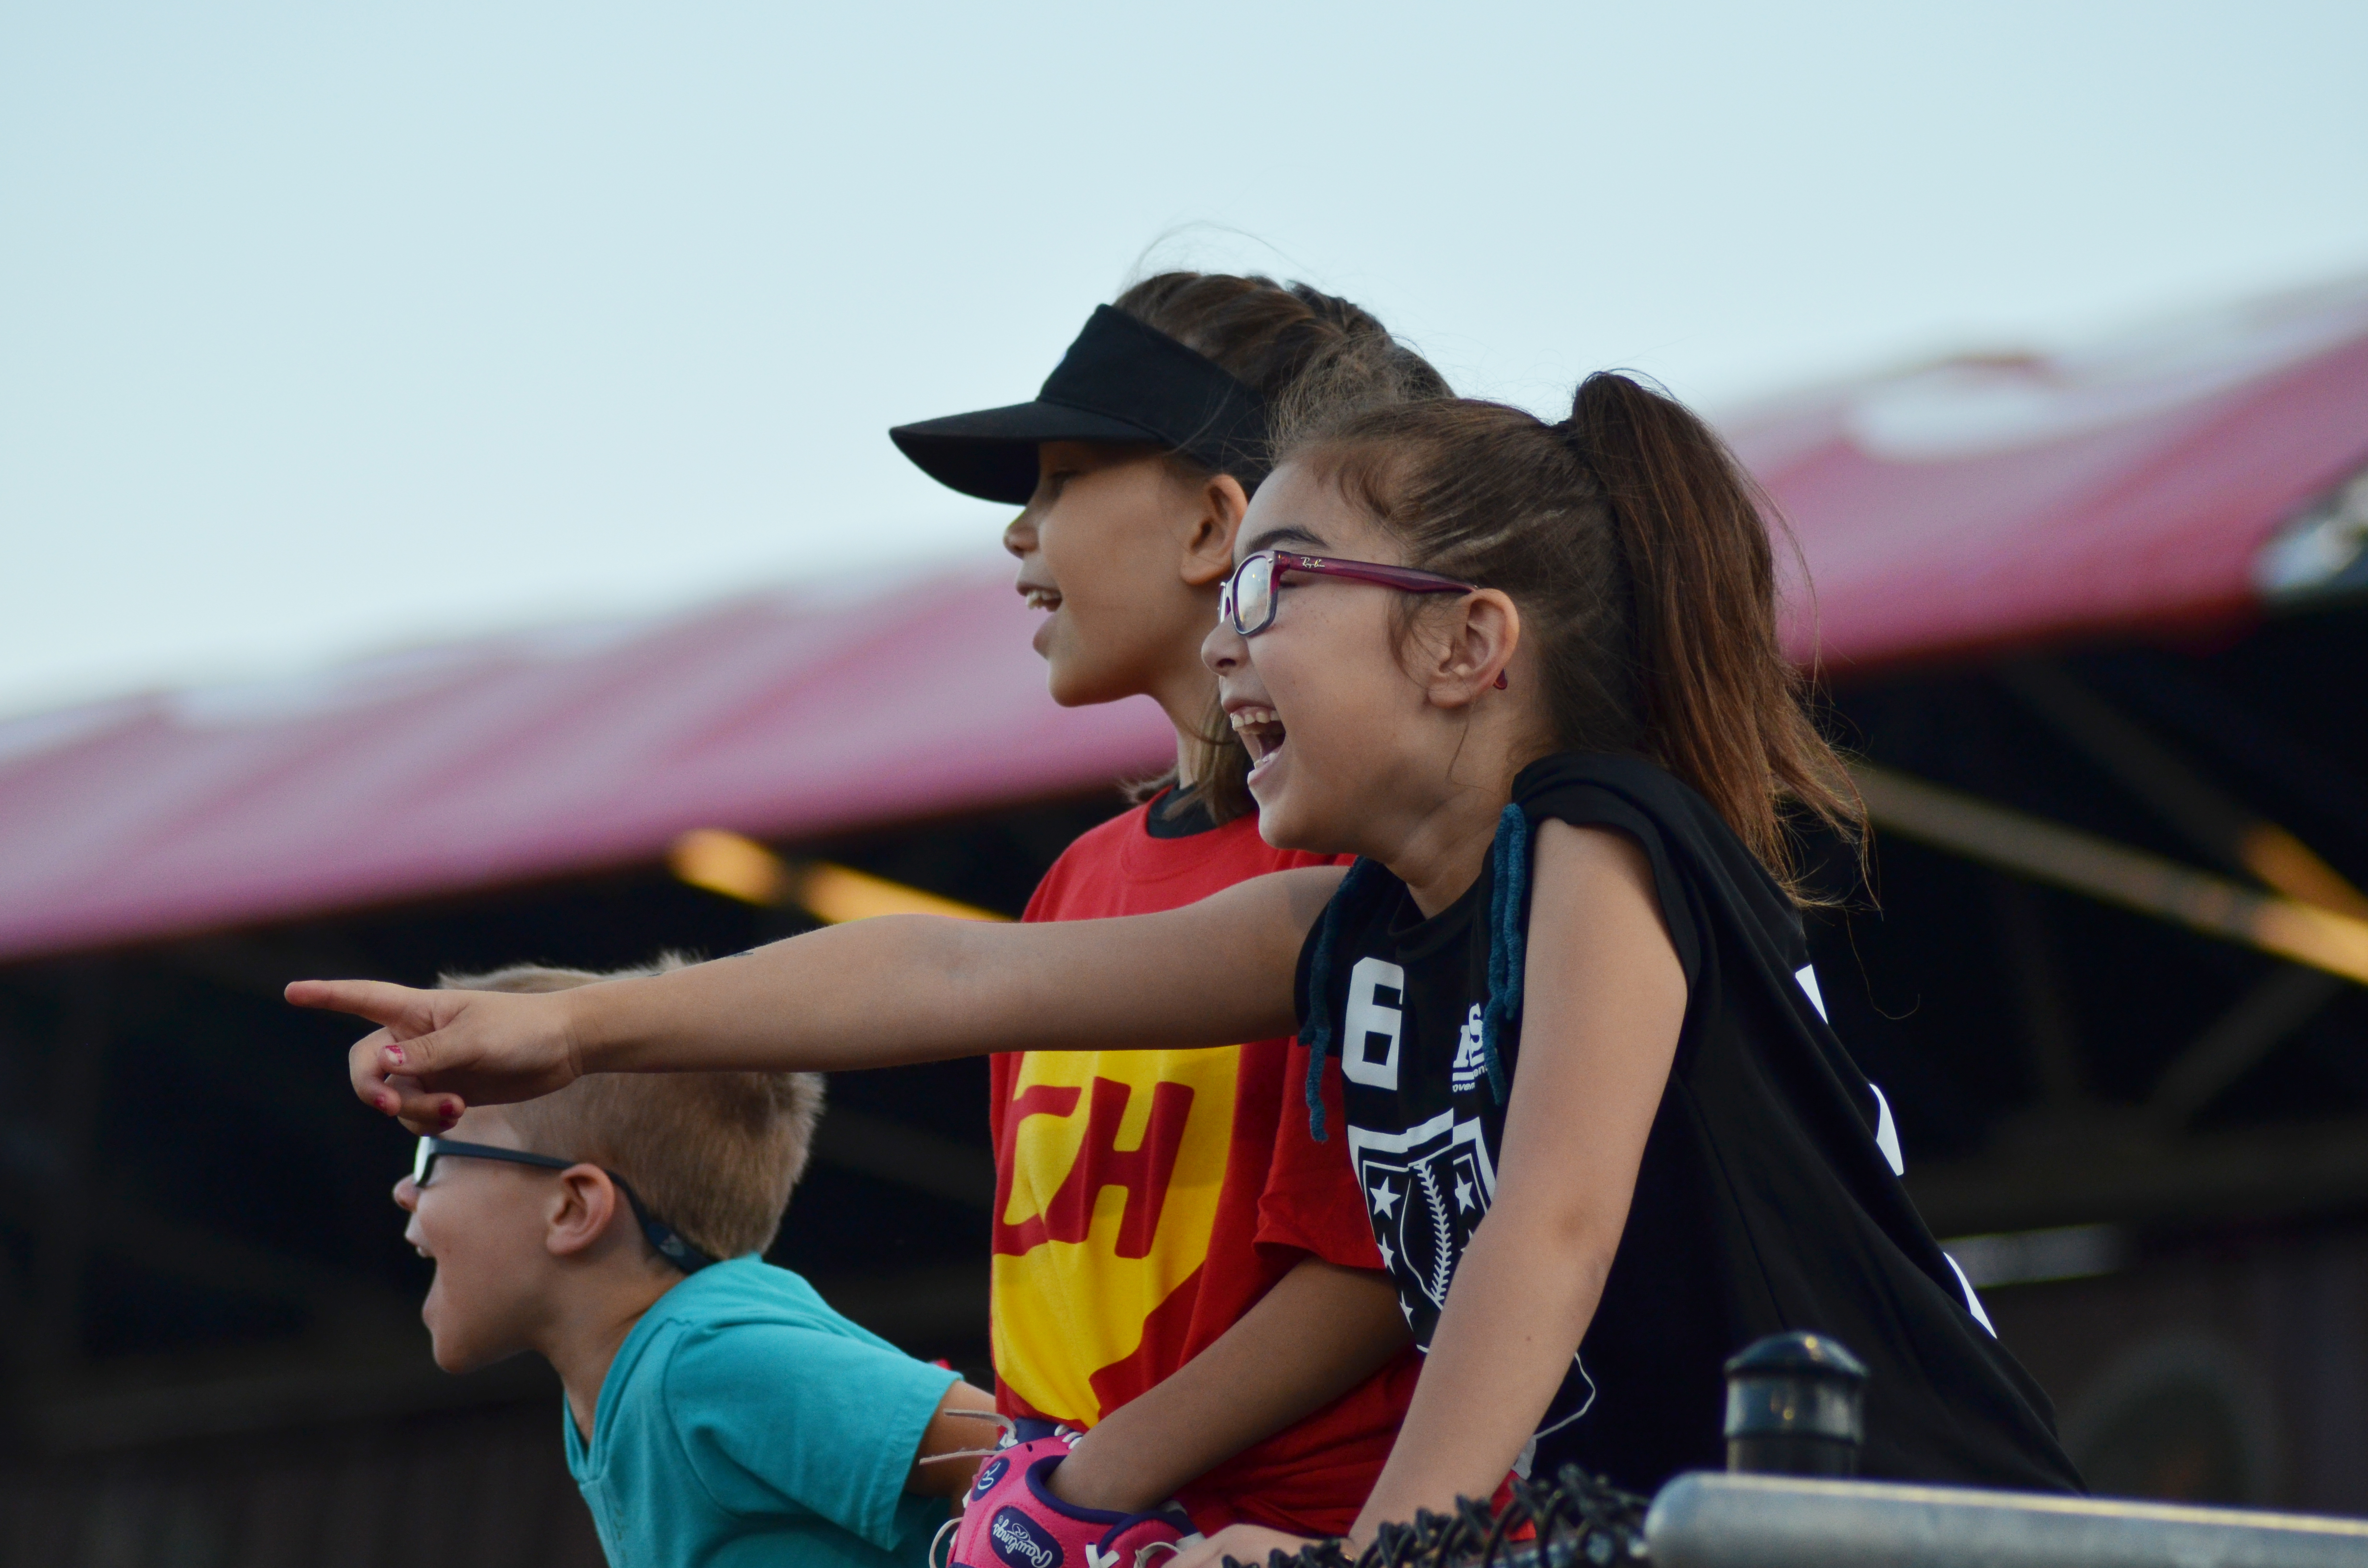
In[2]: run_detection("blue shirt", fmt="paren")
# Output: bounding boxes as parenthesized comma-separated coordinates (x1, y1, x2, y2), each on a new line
(565, 1257, 961, 1568)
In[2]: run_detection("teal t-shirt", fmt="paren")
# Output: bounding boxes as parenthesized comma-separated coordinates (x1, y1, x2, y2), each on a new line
(565, 1256, 960, 1568)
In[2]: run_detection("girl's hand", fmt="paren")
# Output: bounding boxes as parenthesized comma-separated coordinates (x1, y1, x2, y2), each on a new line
(288, 979, 585, 1131)
(1169, 1524, 1317, 1568)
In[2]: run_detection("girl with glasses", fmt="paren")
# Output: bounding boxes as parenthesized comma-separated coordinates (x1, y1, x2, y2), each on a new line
(308, 370, 2082, 1564)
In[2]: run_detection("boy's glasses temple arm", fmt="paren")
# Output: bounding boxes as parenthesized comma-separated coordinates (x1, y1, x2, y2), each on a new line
(412, 1136, 718, 1272)
(609, 1179, 716, 1273)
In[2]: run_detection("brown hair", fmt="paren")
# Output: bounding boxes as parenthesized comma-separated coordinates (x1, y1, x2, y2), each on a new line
(1291, 372, 1862, 898)
(1113, 272, 1452, 822)
(438, 956, 824, 1262)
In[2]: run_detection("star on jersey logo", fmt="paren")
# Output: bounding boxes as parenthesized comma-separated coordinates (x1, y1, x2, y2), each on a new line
(1347, 1110, 1497, 1315)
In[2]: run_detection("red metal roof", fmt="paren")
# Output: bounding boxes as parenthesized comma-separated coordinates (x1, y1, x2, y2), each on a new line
(1736, 275, 2368, 669)
(4, 277, 2366, 962)
(0, 570, 1173, 961)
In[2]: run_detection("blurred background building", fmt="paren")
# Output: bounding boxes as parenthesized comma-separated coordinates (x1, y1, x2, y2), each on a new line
(1, 274, 2364, 1563)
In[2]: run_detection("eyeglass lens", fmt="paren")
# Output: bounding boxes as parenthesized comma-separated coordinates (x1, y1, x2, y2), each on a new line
(1232, 555, 1275, 634)
(411, 1138, 435, 1186)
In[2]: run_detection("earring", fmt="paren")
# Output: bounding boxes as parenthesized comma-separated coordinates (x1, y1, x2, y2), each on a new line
(1494, 671, 1508, 690)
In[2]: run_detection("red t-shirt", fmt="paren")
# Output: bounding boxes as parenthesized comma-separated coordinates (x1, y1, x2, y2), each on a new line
(989, 796, 1418, 1535)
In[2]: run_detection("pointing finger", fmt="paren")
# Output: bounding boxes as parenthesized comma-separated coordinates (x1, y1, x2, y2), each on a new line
(289, 978, 439, 1032)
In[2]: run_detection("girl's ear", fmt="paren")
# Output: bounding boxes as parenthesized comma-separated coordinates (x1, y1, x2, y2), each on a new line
(1425, 590, 1521, 710)
(1179, 473, 1251, 588)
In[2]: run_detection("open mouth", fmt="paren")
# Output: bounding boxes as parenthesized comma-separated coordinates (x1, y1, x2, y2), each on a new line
(1228, 706, 1287, 774)
(1019, 583, 1064, 658)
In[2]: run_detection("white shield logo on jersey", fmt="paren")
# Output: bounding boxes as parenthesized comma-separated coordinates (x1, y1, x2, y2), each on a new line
(1347, 1110, 1497, 1311)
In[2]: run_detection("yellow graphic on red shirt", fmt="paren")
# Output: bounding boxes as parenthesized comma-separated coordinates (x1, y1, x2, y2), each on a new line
(991, 1046, 1239, 1426)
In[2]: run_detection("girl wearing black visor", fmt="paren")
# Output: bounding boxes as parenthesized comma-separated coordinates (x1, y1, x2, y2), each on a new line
(884, 278, 1450, 1539)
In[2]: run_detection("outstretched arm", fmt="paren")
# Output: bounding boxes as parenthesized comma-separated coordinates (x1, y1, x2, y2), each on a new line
(294, 863, 1344, 1130)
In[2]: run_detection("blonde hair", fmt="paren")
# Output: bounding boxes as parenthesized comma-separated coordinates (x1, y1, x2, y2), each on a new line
(437, 955, 825, 1262)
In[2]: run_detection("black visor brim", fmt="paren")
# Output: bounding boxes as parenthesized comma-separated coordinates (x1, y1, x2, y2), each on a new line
(888, 401, 1168, 505)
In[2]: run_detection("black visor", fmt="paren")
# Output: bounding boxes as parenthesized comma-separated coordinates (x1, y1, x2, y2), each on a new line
(889, 306, 1268, 504)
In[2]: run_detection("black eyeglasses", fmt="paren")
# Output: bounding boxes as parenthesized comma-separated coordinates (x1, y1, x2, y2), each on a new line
(411, 1136, 717, 1274)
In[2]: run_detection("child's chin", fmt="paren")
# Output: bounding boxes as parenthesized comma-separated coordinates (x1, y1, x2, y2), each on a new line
(426, 1328, 508, 1375)
(420, 1294, 484, 1372)
(1248, 776, 1285, 839)
(423, 1316, 469, 1372)
(1044, 656, 1126, 710)
(1251, 787, 1328, 854)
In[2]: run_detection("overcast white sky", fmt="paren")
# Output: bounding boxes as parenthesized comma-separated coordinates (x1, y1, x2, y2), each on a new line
(5, 1, 2366, 717)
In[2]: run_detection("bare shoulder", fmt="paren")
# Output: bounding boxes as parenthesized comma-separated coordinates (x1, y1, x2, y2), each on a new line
(1532, 818, 1654, 886)
(1529, 820, 1680, 979)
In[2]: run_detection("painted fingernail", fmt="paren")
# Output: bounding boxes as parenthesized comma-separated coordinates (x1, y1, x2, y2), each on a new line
(385, 1044, 405, 1065)
(379, 1091, 397, 1113)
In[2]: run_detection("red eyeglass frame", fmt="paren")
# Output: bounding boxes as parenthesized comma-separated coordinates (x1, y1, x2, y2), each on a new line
(1220, 550, 1507, 687)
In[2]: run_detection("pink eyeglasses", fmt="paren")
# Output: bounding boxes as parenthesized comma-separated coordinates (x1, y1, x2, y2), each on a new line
(1220, 550, 1481, 637)
(1220, 550, 1506, 689)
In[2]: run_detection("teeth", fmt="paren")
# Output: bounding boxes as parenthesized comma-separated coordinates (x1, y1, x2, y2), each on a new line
(1228, 707, 1278, 730)
(1023, 589, 1061, 611)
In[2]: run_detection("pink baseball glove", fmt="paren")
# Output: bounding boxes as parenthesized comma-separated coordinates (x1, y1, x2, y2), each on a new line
(945, 1433, 1202, 1568)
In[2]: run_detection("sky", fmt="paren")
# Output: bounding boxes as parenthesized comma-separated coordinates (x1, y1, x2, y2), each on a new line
(5, 1, 2367, 718)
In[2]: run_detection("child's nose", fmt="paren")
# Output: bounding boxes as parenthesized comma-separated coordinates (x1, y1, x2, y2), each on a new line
(1002, 512, 1036, 560)
(393, 1175, 420, 1212)
(1201, 616, 1246, 674)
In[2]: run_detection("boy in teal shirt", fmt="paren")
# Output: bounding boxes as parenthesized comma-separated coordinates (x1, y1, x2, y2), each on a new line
(390, 960, 995, 1567)
(568, 1256, 969, 1568)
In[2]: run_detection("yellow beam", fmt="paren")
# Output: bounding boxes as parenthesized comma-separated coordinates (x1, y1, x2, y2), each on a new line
(668, 828, 790, 906)
(790, 861, 1007, 925)
(666, 828, 1008, 923)
(2236, 823, 2368, 921)
(1996, 662, 2368, 920)
(1853, 765, 2368, 987)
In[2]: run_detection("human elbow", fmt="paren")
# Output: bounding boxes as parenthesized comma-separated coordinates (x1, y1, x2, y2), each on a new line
(1482, 1189, 1622, 1290)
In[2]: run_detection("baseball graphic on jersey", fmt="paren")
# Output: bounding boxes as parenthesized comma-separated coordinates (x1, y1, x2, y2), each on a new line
(1347, 1109, 1495, 1314)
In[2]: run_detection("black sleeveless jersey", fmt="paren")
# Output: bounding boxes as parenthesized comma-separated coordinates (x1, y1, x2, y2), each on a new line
(1293, 753, 2081, 1496)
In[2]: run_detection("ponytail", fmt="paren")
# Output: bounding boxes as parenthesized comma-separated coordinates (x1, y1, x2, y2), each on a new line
(1286, 374, 1862, 901)
(1559, 373, 1859, 885)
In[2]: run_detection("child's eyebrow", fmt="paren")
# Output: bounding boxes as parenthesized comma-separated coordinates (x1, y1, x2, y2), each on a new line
(1242, 523, 1327, 554)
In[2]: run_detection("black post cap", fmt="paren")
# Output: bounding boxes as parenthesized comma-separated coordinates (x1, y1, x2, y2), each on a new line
(1723, 1332, 1869, 1477)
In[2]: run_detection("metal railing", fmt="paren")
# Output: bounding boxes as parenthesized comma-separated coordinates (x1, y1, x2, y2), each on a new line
(1256, 1335, 2368, 1568)
(1646, 1472, 2368, 1568)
